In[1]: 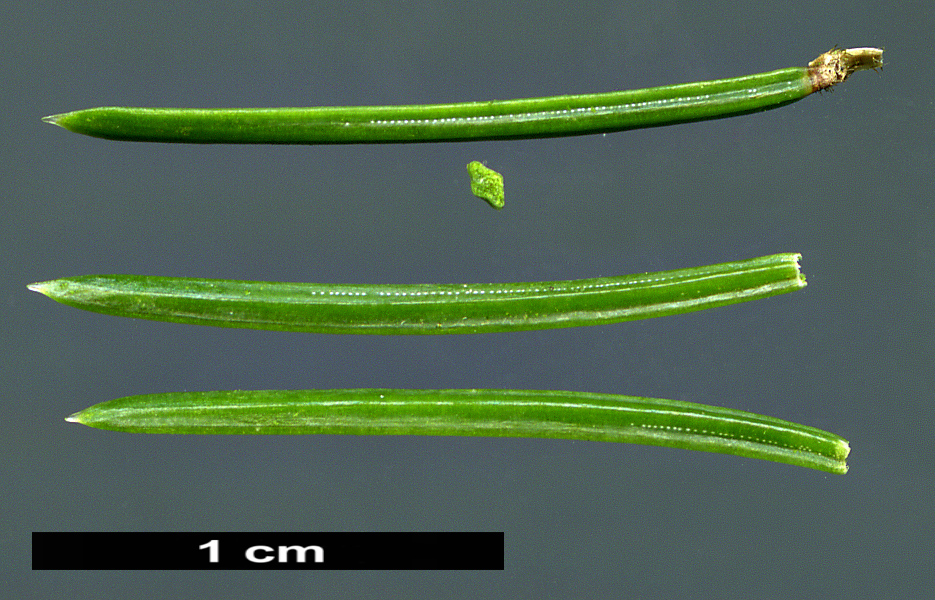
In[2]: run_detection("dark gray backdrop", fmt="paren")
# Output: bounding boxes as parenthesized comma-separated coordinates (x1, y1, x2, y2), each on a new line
(4, 0, 930, 597)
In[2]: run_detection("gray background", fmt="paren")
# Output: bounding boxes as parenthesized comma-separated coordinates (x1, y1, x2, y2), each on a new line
(4, 0, 930, 597)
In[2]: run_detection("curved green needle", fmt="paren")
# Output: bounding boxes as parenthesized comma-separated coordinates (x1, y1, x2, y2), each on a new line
(42, 48, 881, 144)
(67, 388, 850, 474)
(29, 253, 806, 335)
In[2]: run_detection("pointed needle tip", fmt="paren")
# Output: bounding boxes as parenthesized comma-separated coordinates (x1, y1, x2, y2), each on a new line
(42, 113, 63, 126)
(26, 281, 50, 296)
(65, 413, 83, 424)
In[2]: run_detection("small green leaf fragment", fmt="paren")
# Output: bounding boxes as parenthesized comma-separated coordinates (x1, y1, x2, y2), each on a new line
(467, 161, 505, 209)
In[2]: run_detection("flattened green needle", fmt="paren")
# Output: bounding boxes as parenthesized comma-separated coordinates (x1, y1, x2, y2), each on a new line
(42, 48, 881, 144)
(66, 388, 850, 474)
(29, 253, 806, 335)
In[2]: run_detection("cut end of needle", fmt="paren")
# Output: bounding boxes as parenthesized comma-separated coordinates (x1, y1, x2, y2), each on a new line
(839, 439, 851, 459)
(831, 439, 850, 474)
(807, 47, 883, 92)
(793, 254, 806, 288)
